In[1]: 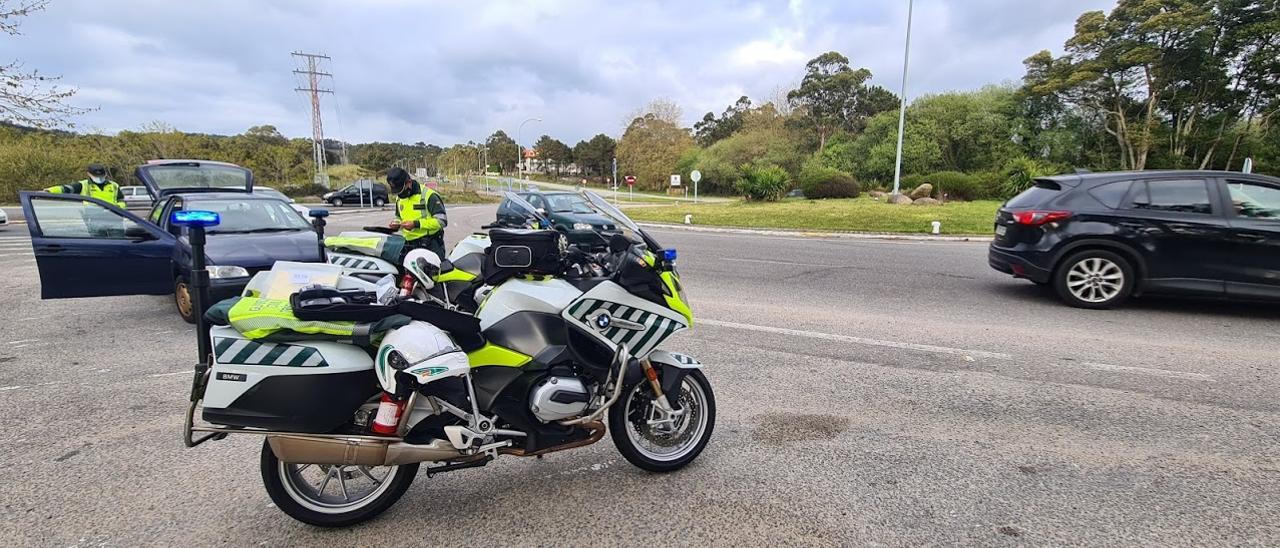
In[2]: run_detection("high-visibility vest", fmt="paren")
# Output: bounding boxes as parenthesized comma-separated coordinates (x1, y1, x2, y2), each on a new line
(397, 188, 441, 241)
(79, 179, 123, 207)
(228, 297, 356, 340)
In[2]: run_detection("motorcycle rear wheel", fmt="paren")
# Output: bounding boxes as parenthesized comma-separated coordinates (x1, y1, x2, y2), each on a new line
(609, 369, 715, 472)
(259, 439, 419, 527)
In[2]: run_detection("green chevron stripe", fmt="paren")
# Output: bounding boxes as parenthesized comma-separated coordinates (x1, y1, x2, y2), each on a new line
(287, 347, 315, 367)
(261, 344, 291, 365)
(230, 341, 261, 363)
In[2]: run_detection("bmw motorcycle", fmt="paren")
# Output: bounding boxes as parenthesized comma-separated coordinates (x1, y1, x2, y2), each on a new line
(183, 190, 714, 527)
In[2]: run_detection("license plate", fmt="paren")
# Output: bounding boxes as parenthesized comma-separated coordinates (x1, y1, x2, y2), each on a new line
(995, 225, 1007, 237)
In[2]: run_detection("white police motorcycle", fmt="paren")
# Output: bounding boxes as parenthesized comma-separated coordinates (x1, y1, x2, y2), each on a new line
(180, 190, 714, 527)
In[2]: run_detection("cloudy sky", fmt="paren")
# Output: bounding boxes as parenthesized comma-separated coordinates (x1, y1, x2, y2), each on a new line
(6, 0, 1114, 146)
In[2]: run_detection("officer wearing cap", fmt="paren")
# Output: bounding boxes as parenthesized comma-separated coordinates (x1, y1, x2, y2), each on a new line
(46, 163, 126, 208)
(386, 167, 447, 259)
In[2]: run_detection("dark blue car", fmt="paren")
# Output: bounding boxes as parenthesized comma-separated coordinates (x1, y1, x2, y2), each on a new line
(19, 159, 324, 323)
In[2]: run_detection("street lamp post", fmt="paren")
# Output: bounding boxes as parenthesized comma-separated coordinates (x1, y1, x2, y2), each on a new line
(516, 117, 542, 187)
(891, 0, 914, 196)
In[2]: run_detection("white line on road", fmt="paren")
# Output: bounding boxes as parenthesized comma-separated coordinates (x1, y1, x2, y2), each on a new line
(722, 257, 852, 268)
(0, 385, 23, 391)
(0, 253, 32, 258)
(698, 318, 1012, 360)
(148, 371, 190, 377)
(1079, 362, 1214, 382)
(6, 339, 38, 345)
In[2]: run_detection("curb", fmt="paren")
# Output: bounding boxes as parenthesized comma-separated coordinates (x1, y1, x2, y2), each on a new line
(635, 222, 993, 242)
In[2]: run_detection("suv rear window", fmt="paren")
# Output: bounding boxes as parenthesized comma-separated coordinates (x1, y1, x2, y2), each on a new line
(1087, 180, 1132, 209)
(1005, 180, 1062, 208)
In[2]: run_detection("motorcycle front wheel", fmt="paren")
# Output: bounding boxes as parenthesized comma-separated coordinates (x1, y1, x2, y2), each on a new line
(609, 369, 716, 472)
(259, 440, 419, 527)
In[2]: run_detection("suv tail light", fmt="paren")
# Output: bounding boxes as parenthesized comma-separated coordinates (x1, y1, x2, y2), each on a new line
(1011, 210, 1071, 226)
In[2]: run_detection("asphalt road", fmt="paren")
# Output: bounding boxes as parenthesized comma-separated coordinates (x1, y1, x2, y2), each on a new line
(1, 205, 1277, 546)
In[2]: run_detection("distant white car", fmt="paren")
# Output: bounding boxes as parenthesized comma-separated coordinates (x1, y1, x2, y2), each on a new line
(0, 207, 8, 228)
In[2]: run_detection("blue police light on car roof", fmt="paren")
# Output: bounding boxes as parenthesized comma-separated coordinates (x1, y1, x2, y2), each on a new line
(171, 210, 220, 227)
(663, 248, 677, 262)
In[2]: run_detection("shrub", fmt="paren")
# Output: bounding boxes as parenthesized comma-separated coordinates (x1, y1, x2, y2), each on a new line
(999, 157, 1056, 198)
(735, 163, 790, 202)
(925, 171, 986, 201)
(281, 182, 330, 198)
(798, 164, 860, 199)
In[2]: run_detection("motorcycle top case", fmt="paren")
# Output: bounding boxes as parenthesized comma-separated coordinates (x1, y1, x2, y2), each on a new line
(482, 229, 564, 284)
(201, 325, 379, 433)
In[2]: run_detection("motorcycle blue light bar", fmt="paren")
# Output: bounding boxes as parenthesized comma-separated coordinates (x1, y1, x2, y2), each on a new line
(663, 249, 677, 261)
(171, 210, 221, 227)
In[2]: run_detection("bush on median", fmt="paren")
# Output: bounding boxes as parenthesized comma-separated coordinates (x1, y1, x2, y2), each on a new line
(735, 163, 790, 202)
(798, 164, 860, 199)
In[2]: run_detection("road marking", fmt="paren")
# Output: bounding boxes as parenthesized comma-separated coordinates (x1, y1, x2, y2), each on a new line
(698, 318, 1012, 360)
(0, 385, 23, 391)
(1078, 362, 1213, 382)
(6, 339, 37, 345)
(0, 253, 32, 258)
(722, 257, 853, 268)
(148, 371, 190, 377)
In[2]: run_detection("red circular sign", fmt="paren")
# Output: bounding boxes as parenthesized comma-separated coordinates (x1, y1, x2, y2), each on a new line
(624, 175, 636, 186)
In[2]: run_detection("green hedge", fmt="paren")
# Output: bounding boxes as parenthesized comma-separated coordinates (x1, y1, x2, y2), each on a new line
(798, 165, 860, 199)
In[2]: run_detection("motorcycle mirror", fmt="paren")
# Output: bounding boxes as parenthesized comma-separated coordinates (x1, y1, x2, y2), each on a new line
(609, 233, 633, 254)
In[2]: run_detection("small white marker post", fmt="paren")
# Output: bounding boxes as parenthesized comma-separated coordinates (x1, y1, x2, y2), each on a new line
(931, 221, 941, 234)
(684, 214, 692, 225)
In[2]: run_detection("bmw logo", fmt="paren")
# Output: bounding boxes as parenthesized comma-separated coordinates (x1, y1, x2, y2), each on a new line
(594, 314, 611, 329)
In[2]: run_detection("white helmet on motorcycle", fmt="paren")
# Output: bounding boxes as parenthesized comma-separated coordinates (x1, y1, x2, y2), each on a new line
(403, 248, 442, 290)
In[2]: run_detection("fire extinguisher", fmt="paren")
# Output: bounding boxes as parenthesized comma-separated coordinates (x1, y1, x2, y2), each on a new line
(371, 392, 407, 435)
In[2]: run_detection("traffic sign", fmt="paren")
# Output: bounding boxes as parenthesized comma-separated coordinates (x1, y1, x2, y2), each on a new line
(690, 170, 702, 183)
(624, 175, 636, 186)
(670, 174, 681, 187)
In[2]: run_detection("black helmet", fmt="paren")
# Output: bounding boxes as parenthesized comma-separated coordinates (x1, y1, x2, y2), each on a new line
(386, 167, 410, 193)
(87, 163, 107, 176)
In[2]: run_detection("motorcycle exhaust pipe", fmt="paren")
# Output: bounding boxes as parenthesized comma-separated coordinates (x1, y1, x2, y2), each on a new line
(267, 435, 471, 466)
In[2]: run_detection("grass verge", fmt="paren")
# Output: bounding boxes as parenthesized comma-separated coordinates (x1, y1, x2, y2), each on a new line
(626, 196, 1002, 235)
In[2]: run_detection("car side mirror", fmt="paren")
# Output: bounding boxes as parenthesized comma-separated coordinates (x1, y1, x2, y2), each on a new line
(308, 208, 330, 219)
(536, 208, 547, 216)
(125, 226, 156, 241)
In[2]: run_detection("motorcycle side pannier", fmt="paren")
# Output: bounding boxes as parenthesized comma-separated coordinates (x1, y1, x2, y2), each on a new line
(483, 229, 564, 284)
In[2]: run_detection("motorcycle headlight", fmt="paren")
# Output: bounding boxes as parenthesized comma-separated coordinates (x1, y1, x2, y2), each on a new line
(208, 265, 249, 279)
(572, 222, 592, 230)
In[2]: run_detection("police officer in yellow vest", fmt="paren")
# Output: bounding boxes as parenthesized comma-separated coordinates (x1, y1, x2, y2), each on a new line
(385, 167, 447, 259)
(46, 163, 126, 208)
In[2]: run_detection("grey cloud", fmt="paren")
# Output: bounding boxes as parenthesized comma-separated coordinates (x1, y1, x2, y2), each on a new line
(5, 0, 1115, 145)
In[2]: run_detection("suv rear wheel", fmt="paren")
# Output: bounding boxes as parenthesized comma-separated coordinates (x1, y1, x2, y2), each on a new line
(1054, 250, 1134, 309)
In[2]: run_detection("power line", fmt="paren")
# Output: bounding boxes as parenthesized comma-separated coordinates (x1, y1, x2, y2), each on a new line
(292, 51, 333, 187)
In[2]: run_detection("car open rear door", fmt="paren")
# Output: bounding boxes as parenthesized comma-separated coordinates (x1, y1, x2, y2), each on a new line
(20, 191, 176, 299)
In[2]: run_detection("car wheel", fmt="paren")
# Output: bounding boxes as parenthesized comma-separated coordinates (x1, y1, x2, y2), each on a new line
(331, 198, 344, 207)
(174, 276, 197, 324)
(373, 197, 386, 207)
(1054, 250, 1134, 309)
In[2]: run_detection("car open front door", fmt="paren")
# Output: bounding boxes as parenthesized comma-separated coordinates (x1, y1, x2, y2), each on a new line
(20, 191, 176, 299)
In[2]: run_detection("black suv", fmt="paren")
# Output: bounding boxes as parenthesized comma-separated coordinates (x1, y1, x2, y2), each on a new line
(989, 170, 1280, 309)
